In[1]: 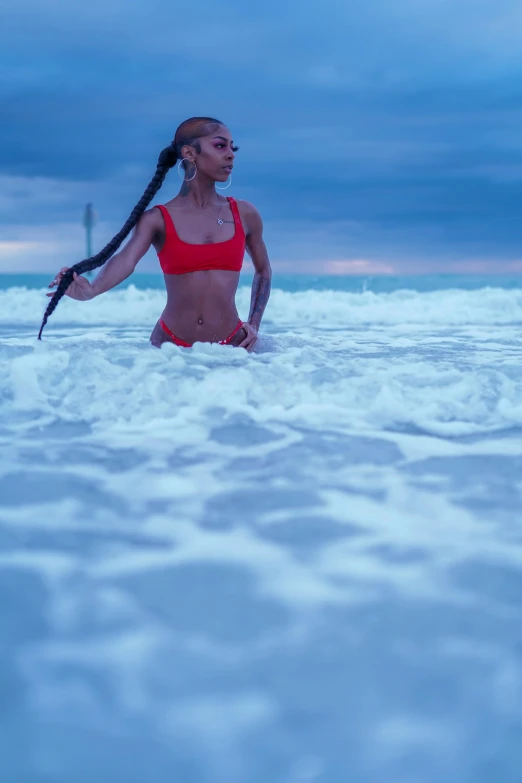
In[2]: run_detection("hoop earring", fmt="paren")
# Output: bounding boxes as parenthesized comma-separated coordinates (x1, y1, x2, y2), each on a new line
(177, 158, 197, 182)
(216, 174, 232, 191)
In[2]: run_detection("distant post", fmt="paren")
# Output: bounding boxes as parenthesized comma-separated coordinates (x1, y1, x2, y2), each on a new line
(83, 203, 96, 258)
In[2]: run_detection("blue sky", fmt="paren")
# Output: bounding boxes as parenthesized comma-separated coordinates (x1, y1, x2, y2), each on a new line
(2, 0, 522, 274)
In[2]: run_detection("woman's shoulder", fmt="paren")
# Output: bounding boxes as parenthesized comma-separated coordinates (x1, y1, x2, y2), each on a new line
(233, 199, 263, 232)
(137, 206, 166, 231)
(233, 198, 259, 215)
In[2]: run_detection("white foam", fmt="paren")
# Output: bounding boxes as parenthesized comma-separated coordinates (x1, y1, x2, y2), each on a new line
(3, 281, 522, 781)
(1, 286, 522, 440)
(2, 284, 522, 327)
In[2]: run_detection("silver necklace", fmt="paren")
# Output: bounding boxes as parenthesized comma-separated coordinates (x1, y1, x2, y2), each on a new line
(184, 199, 234, 225)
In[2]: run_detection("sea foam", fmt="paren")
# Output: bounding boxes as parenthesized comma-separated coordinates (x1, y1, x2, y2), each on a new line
(1, 282, 521, 783)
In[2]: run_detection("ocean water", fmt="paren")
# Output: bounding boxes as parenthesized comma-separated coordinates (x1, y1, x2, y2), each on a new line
(1, 273, 522, 783)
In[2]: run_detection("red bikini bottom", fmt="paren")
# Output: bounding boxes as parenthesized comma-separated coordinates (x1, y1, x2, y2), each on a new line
(159, 319, 244, 348)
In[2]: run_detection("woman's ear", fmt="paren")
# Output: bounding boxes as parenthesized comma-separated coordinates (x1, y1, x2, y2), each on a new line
(180, 144, 196, 163)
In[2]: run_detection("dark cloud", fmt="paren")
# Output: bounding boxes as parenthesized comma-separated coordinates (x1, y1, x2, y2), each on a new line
(2, 0, 522, 269)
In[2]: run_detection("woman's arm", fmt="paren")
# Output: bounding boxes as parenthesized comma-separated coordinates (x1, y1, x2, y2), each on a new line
(91, 210, 159, 295)
(238, 201, 272, 349)
(47, 209, 161, 300)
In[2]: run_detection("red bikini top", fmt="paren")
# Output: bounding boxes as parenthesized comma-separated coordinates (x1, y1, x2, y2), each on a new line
(155, 197, 245, 275)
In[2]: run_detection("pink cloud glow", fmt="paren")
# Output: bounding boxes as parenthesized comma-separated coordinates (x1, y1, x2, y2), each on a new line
(272, 258, 397, 275)
(322, 259, 396, 275)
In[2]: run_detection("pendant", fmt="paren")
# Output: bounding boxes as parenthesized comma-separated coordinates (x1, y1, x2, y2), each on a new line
(217, 219, 224, 225)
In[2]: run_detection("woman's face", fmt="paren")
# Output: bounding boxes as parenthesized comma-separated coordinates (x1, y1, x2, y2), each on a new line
(191, 125, 237, 182)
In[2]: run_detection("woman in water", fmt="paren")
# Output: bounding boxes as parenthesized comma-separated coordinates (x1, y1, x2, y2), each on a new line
(41, 117, 272, 351)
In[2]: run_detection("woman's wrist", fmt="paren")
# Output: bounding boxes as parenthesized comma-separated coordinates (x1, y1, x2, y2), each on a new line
(90, 276, 106, 298)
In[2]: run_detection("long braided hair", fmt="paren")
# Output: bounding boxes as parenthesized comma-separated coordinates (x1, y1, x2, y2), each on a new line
(38, 116, 223, 339)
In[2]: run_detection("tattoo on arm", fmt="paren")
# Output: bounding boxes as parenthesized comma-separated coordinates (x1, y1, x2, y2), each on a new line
(248, 273, 271, 328)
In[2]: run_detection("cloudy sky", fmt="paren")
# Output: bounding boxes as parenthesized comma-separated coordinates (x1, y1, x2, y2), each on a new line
(2, 0, 522, 274)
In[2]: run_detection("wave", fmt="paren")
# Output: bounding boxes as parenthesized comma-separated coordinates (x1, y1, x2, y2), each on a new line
(2, 327, 522, 441)
(2, 284, 522, 328)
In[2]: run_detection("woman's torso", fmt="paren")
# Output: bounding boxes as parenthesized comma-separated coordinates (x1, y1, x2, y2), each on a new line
(151, 196, 246, 345)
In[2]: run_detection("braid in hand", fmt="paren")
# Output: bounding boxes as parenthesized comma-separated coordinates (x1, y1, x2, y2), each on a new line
(38, 143, 177, 339)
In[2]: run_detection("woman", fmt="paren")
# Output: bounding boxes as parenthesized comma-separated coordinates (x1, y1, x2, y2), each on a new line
(41, 117, 272, 351)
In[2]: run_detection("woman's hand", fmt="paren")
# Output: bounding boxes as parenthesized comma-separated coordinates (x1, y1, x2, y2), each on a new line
(238, 321, 258, 352)
(47, 268, 96, 301)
